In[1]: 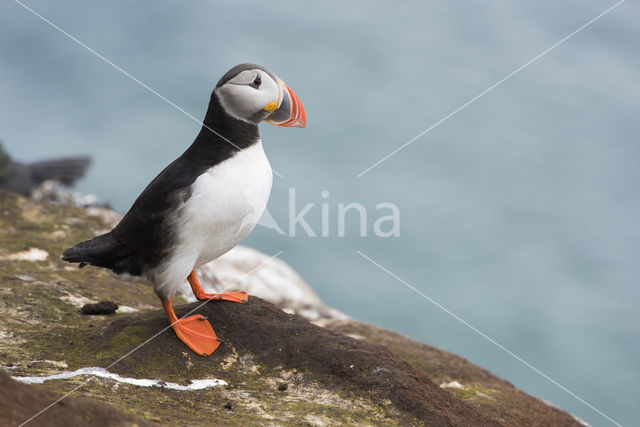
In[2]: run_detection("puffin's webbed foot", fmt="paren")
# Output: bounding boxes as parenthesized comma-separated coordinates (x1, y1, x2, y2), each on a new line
(163, 299, 220, 356)
(188, 270, 248, 303)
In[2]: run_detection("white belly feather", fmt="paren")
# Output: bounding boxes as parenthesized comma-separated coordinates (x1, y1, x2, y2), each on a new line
(149, 141, 272, 298)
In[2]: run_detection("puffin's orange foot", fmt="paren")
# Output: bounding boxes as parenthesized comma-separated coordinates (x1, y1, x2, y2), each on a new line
(171, 314, 220, 356)
(197, 291, 248, 304)
(188, 271, 248, 303)
(163, 298, 220, 356)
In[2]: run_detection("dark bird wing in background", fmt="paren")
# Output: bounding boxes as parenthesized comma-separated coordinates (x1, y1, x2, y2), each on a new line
(28, 156, 92, 186)
(0, 143, 91, 195)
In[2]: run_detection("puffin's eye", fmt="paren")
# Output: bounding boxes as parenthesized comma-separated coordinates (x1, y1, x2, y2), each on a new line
(250, 74, 261, 89)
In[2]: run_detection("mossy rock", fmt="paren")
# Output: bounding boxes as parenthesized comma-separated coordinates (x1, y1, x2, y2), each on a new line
(0, 191, 581, 426)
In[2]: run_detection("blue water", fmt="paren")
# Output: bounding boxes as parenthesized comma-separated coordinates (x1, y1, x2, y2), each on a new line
(2, 1, 638, 424)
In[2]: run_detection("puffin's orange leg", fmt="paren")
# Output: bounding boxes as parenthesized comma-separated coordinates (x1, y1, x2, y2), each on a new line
(188, 270, 248, 303)
(162, 298, 220, 356)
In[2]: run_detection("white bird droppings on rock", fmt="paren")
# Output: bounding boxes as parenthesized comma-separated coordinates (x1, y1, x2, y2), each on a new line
(1, 248, 49, 261)
(440, 381, 464, 389)
(12, 367, 227, 390)
(60, 292, 96, 308)
(115, 305, 139, 313)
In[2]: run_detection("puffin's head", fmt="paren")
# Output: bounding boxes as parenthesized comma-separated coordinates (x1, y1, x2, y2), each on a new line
(214, 63, 306, 128)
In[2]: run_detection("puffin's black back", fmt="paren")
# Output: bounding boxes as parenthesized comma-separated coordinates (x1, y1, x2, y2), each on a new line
(62, 93, 260, 276)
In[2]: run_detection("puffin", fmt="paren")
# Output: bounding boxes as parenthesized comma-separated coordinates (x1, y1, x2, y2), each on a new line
(62, 63, 306, 356)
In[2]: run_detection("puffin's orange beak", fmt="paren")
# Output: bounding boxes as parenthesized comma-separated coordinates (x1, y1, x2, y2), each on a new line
(265, 81, 307, 128)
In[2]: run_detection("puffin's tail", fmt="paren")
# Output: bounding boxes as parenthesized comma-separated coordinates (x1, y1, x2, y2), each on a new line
(28, 156, 92, 186)
(62, 233, 126, 271)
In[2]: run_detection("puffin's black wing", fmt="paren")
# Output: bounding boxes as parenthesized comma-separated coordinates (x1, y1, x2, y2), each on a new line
(62, 151, 201, 276)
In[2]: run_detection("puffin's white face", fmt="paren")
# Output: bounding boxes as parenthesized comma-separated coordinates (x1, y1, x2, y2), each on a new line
(215, 69, 279, 123)
(214, 65, 306, 128)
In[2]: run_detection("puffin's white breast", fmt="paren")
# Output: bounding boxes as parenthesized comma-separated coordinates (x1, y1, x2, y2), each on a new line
(150, 141, 272, 297)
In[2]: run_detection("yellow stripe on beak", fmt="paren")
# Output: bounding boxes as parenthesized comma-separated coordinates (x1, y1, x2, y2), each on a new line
(263, 102, 278, 112)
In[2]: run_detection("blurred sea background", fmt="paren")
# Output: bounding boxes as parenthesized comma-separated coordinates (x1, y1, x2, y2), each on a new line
(1, 1, 638, 424)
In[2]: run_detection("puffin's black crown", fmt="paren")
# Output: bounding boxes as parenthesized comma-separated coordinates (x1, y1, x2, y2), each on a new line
(215, 63, 279, 88)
